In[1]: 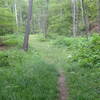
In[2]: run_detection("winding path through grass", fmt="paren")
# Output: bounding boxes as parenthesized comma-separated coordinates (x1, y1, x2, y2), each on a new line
(30, 35, 69, 100)
(58, 70, 68, 100)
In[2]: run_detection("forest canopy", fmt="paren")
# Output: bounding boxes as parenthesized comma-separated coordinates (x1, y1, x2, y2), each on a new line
(0, 0, 100, 36)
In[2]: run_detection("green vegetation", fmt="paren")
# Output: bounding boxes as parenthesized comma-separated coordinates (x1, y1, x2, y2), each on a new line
(0, 8, 16, 35)
(0, 33, 100, 100)
(0, 0, 100, 100)
(63, 34, 100, 100)
(31, 34, 100, 100)
(1, 34, 23, 47)
(0, 35, 58, 100)
(72, 34, 100, 68)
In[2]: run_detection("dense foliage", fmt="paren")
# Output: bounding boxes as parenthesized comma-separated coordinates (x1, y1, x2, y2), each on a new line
(0, 35, 58, 100)
(0, 0, 99, 36)
(0, 0, 16, 35)
(51, 34, 100, 100)
(62, 34, 100, 100)
(73, 34, 100, 68)
(32, 0, 99, 36)
(0, 0, 100, 100)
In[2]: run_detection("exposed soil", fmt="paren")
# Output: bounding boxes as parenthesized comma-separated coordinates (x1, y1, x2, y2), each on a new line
(89, 23, 100, 33)
(0, 44, 7, 50)
(58, 70, 68, 100)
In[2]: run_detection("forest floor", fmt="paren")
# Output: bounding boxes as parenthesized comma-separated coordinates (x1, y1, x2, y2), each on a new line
(58, 70, 68, 100)
(0, 34, 70, 100)
(0, 34, 99, 100)
(0, 44, 7, 50)
(30, 34, 100, 100)
(30, 35, 69, 100)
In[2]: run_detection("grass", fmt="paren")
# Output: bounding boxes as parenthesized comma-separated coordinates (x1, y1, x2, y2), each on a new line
(64, 63, 100, 100)
(0, 34, 58, 100)
(0, 34, 23, 47)
(62, 34, 100, 100)
(0, 34, 100, 100)
(30, 34, 100, 100)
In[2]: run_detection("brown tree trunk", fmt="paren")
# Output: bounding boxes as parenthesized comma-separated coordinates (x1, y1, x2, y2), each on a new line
(72, 0, 78, 37)
(23, 0, 33, 51)
(14, 0, 18, 32)
(83, 0, 89, 37)
(44, 0, 49, 38)
(80, 0, 85, 25)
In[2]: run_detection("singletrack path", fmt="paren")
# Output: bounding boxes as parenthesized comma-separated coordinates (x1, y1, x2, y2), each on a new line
(58, 70, 68, 100)
(30, 35, 69, 100)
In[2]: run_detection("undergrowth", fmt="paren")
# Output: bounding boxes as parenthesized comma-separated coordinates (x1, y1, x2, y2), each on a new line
(0, 33, 100, 100)
(33, 34, 100, 100)
(63, 34, 100, 100)
(0, 35, 58, 100)
(0, 34, 23, 47)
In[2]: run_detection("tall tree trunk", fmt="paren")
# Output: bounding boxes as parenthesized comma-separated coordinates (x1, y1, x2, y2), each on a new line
(44, 0, 49, 38)
(19, 6, 23, 32)
(23, 0, 33, 51)
(76, 0, 79, 35)
(83, 0, 89, 37)
(40, 8, 44, 33)
(58, 0, 63, 17)
(14, 0, 18, 32)
(72, 0, 78, 37)
(80, 0, 85, 25)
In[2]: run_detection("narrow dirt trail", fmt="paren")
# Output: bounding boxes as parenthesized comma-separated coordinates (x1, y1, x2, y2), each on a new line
(58, 70, 68, 100)
(0, 44, 7, 50)
(30, 35, 69, 100)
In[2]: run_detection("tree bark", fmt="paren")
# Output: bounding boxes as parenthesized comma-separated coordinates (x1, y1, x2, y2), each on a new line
(23, 0, 33, 51)
(80, 0, 85, 25)
(44, 0, 49, 38)
(14, 0, 18, 32)
(72, 0, 78, 37)
(83, 0, 89, 37)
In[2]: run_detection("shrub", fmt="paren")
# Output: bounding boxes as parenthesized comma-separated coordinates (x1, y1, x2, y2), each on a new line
(1, 34, 23, 47)
(0, 49, 24, 67)
(0, 49, 58, 100)
(54, 37, 73, 47)
(72, 34, 100, 68)
(0, 52, 9, 67)
(0, 7, 16, 35)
